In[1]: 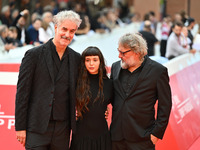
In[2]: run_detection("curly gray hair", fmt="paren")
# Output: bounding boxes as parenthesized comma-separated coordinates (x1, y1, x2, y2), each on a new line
(53, 10, 82, 27)
(118, 33, 148, 60)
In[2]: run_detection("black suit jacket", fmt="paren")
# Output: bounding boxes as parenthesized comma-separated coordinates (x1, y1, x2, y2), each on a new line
(15, 39, 80, 134)
(110, 56, 172, 142)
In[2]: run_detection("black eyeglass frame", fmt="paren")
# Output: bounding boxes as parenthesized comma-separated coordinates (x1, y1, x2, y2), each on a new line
(118, 49, 132, 56)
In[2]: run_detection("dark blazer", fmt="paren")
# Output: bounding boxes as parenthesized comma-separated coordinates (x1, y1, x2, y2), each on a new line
(110, 56, 172, 142)
(15, 39, 80, 134)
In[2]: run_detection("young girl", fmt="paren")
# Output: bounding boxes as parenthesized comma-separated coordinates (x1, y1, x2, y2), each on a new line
(70, 46, 113, 150)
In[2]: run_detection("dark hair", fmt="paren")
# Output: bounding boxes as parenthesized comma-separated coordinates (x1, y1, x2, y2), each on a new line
(32, 17, 42, 24)
(187, 17, 195, 26)
(149, 11, 155, 16)
(143, 13, 150, 21)
(171, 21, 183, 31)
(169, 21, 183, 35)
(76, 46, 107, 118)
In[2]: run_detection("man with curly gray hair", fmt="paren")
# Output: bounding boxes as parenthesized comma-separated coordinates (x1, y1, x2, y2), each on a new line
(15, 10, 82, 150)
(110, 33, 172, 150)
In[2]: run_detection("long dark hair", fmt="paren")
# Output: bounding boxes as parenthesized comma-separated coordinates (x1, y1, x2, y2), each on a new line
(76, 46, 107, 118)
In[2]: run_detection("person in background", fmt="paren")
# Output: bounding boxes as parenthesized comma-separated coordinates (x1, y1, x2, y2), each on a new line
(50, 0, 59, 15)
(173, 13, 182, 23)
(186, 17, 195, 49)
(15, 10, 82, 150)
(75, 14, 91, 35)
(30, 12, 41, 25)
(165, 22, 196, 59)
(110, 33, 172, 150)
(104, 8, 119, 32)
(0, 5, 12, 27)
(180, 26, 191, 50)
(139, 13, 155, 35)
(193, 24, 200, 46)
(27, 18, 42, 46)
(149, 11, 158, 34)
(33, 1, 43, 15)
(0, 24, 16, 53)
(160, 15, 172, 57)
(7, 26, 22, 47)
(11, 9, 19, 23)
(12, 9, 30, 45)
(180, 10, 188, 24)
(130, 12, 141, 23)
(70, 46, 113, 150)
(90, 11, 109, 34)
(39, 11, 55, 43)
(139, 20, 159, 56)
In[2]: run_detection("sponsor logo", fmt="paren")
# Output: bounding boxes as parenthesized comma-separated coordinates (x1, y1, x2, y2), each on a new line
(0, 104, 15, 129)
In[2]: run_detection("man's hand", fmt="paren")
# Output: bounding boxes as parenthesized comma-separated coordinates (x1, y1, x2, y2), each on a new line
(150, 134, 159, 145)
(190, 49, 196, 54)
(21, 9, 29, 16)
(16, 130, 26, 147)
(33, 42, 41, 46)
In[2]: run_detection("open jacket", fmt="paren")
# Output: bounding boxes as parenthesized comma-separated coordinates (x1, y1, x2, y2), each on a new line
(15, 39, 80, 134)
(110, 56, 172, 142)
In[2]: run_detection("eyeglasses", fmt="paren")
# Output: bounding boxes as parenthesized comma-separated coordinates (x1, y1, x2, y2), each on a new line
(118, 49, 132, 56)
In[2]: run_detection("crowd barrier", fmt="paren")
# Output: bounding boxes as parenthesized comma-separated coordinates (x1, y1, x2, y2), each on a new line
(1, 52, 200, 150)
(156, 52, 200, 150)
(1, 22, 200, 149)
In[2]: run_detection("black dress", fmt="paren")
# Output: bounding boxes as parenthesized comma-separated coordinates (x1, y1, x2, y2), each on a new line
(70, 73, 113, 150)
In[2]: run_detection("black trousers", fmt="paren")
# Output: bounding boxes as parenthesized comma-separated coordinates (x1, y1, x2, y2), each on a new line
(25, 120, 70, 150)
(112, 139, 155, 150)
(160, 40, 167, 57)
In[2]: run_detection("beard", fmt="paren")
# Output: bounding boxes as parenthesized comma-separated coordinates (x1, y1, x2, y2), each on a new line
(120, 54, 140, 70)
(120, 60, 129, 69)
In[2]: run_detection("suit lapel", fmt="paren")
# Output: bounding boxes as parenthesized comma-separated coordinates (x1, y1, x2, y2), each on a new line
(43, 41, 55, 84)
(55, 61, 67, 82)
(68, 49, 75, 87)
(55, 49, 69, 82)
(113, 61, 127, 99)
